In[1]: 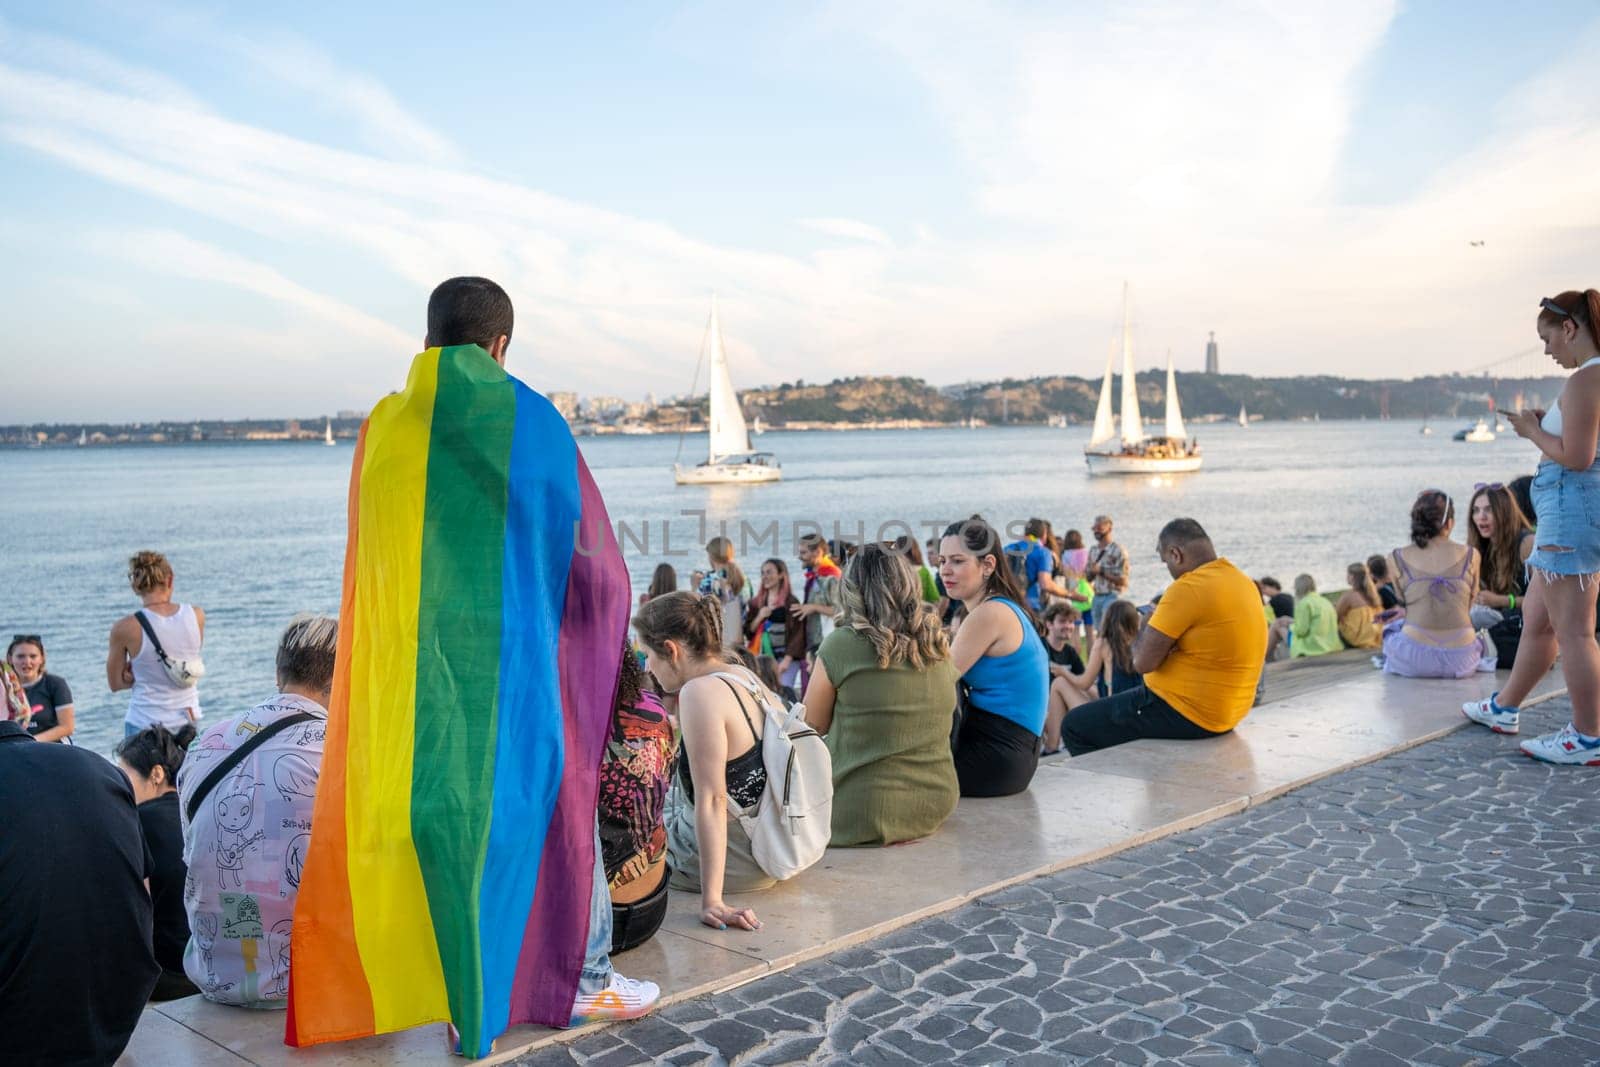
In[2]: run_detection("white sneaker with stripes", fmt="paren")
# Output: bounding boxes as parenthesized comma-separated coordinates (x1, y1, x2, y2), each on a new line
(569, 972, 661, 1026)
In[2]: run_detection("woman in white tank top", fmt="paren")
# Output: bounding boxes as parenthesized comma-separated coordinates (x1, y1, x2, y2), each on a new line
(108, 550, 206, 738)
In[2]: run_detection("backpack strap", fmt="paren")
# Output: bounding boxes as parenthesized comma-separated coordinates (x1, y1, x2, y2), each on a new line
(184, 711, 318, 823)
(135, 610, 171, 665)
(713, 675, 762, 746)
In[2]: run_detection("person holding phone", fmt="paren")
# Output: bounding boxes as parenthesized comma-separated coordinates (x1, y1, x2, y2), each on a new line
(1464, 289, 1600, 765)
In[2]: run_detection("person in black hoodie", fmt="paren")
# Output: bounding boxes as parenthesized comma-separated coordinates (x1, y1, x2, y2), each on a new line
(1, 720, 159, 1064)
(117, 723, 199, 1001)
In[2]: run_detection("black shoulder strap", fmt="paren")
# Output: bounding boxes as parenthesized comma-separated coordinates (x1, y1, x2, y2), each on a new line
(135, 610, 169, 663)
(715, 676, 762, 745)
(185, 711, 317, 823)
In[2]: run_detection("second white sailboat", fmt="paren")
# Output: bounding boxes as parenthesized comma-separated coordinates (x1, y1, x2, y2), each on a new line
(1084, 285, 1203, 475)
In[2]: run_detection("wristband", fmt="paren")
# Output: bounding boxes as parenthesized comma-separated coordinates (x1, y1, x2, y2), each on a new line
(1507, 593, 1516, 610)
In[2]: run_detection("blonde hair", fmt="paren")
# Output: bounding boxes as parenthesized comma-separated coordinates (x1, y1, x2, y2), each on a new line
(838, 544, 949, 669)
(633, 592, 727, 661)
(128, 550, 174, 595)
(276, 614, 339, 692)
(705, 536, 745, 599)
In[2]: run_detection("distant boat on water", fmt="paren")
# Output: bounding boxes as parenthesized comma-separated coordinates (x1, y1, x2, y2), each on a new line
(324, 419, 336, 446)
(1084, 284, 1202, 476)
(1454, 418, 1495, 443)
(673, 297, 781, 485)
(1237, 404, 1248, 428)
(77, 428, 87, 447)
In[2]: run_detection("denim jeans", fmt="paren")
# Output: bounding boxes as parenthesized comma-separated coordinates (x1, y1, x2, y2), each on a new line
(1089, 592, 1121, 626)
(577, 822, 614, 995)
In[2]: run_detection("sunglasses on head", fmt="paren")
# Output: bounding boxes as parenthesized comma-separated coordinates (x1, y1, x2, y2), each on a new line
(1474, 482, 1504, 491)
(1542, 297, 1588, 322)
(10, 634, 42, 649)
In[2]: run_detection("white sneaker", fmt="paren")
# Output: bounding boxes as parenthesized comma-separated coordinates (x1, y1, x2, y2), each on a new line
(569, 972, 660, 1026)
(1475, 629, 1498, 671)
(1461, 694, 1519, 734)
(1520, 723, 1600, 766)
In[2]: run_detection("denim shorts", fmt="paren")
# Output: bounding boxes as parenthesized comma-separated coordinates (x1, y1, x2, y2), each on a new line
(1526, 459, 1600, 577)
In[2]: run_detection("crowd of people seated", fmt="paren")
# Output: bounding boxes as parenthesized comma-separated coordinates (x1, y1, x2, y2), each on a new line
(10, 282, 1600, 1062)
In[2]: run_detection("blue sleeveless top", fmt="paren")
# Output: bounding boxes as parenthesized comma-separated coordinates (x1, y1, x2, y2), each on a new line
(962, 598, 1049, 735)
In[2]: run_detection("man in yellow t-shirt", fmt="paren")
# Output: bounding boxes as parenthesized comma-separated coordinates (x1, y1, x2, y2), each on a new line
(1061, 518, 1267, 755)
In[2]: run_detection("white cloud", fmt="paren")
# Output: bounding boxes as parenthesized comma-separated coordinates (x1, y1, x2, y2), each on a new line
(4, 4, 1600, 422)
(224, 34, 455, 162)
(82, 227, 418, 351)
(798, 217, 892, 245)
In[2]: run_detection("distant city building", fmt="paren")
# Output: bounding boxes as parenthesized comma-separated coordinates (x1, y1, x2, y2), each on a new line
(547, 392, 578, 420)
(1205, 332, 1219, 375)
(336, 409, 365, 421)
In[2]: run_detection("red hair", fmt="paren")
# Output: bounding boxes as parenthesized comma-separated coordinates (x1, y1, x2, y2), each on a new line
(1538, 289, 1600, 351)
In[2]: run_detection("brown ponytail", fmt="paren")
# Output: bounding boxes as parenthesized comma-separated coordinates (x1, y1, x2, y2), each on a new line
(632, 591, 726, 661)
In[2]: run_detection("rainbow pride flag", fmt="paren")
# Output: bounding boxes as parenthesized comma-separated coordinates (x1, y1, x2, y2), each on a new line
(287, 345, 629, 1057)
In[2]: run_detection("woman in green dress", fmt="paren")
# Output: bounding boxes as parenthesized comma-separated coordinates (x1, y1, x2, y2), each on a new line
(802, 543, 959, 847)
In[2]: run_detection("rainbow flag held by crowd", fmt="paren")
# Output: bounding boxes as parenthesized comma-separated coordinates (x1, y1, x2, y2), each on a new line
(287, 345, 630, 1057)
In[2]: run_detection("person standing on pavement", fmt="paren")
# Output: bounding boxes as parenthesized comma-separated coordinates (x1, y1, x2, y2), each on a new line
(1465, 288, 1600, 765)
(1084, 515, 1129, 646)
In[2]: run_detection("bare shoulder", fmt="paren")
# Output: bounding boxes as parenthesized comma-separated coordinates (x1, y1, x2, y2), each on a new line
(1570, 362, 1600, 395)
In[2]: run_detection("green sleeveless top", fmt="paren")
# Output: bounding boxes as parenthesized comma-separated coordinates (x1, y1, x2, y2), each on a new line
(818, 628, 960, 847)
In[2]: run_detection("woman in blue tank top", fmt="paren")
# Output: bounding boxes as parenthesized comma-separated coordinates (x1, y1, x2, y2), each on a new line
(940, 517, 1049, 797)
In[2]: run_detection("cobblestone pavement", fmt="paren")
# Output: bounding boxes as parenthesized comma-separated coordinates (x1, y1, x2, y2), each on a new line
(523, 698, 1600, 1066)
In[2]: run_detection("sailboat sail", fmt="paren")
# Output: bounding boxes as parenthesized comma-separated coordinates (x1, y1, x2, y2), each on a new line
(1118, 287, 1144, 445)
(1163, 352, 1187, 440)
(1238, 404, 1248, 428)
(1088, 342, 1117, 447)
(705, 299, 752, 462)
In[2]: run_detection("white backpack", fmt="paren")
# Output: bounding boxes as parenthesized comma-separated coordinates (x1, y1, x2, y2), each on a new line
(711, 671, 833, 881)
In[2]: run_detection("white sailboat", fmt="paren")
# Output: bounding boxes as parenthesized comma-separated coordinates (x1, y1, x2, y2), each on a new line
(1238, 404, 1248, 428)
(323, 419, 336, 445)
(1084, 286, 1203, 475)
(673, 298, 781, 485)
(77, 428, 87, 446)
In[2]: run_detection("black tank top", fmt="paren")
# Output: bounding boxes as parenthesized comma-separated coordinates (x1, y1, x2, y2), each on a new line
(678, 676, 766, 809)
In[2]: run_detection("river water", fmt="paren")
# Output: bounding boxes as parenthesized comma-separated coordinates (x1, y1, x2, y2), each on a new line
(8, 418, 1535, 754)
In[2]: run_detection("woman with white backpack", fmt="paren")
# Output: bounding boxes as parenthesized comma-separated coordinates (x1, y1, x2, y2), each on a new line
(636, 592, 832, 932)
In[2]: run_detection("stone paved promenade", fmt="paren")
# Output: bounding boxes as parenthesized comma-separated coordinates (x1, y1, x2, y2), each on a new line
(522, 696, 1600, 1066)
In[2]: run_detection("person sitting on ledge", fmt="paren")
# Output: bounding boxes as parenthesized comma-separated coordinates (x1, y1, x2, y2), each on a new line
(598, 640, 678, 955)
(1043, 599, 1142, 754)
(637, 592, 774, 930)
(1378, 490, 1484, 678)
(1061, 518, 1266, 756)
(117, 723, 200, 1002)
(940, 516, 1048, 796)
(1287, 573, 1342, 658)
(177, 614, 338, 1008)
(803, 543, 959, 846)
(1335, 563, 1384, 650)
(1, 704, 159, 1064)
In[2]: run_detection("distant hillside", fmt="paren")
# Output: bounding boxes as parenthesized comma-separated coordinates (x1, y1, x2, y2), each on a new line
(648, 371, 1566, 427)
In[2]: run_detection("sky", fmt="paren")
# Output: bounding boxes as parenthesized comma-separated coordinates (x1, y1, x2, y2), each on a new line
(3, 0, 1599, 422)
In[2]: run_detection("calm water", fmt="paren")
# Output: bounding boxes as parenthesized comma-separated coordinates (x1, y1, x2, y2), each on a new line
(8, 419, 1536, 755)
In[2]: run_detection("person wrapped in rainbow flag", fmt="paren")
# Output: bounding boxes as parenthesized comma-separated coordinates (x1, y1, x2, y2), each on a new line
(288, 278, 659, 1057)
